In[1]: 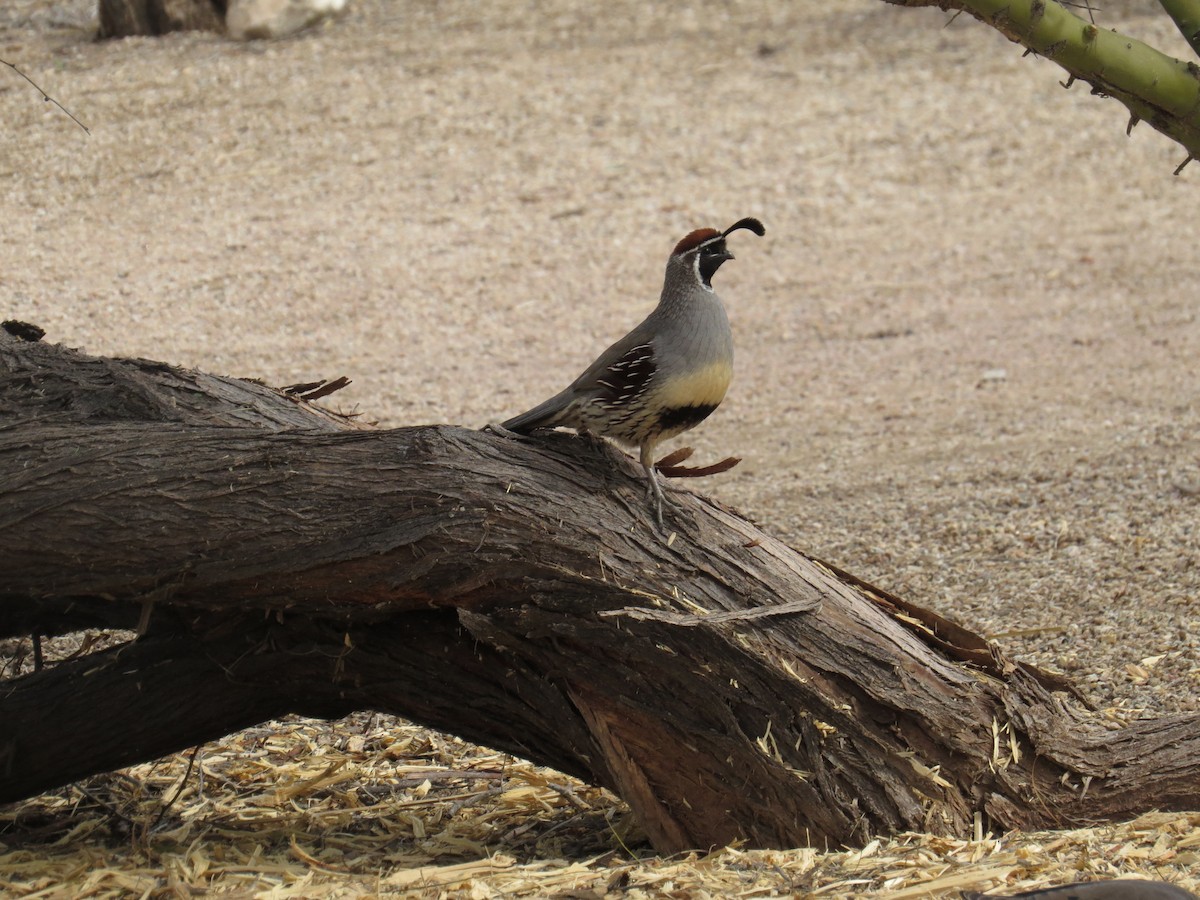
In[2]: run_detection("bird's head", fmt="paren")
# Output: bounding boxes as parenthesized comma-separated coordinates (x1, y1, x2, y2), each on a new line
(671, 217, 765, 289)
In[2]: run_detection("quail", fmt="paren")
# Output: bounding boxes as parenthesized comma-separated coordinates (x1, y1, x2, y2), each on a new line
(502, 217, 765, 527)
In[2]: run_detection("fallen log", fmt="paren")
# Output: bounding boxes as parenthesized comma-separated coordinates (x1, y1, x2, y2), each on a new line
(2, 325, 1198, 853)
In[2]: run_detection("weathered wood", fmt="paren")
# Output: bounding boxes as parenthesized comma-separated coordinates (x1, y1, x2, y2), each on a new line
(2, 329, 1199, 853)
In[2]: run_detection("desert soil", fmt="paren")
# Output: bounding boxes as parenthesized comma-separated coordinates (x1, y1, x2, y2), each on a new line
(2, 0, 1198, 895)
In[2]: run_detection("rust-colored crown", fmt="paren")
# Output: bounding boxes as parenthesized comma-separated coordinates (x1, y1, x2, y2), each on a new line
(672, 228, 722, 256)
(671, 218, 765, 256)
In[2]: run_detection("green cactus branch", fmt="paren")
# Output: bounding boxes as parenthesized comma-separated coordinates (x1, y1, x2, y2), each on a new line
(1159, 0, 1200, 59)
(882, 0, 1200, 169)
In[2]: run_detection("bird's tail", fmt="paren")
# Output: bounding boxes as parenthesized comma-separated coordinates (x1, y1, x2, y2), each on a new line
(501, 389, 574, 434)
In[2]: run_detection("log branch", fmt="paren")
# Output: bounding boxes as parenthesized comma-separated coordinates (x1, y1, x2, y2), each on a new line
(3, 331, 1200, 853)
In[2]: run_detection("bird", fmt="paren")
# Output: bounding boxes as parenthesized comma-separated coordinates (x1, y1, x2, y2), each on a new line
(502, 216, 765, 528)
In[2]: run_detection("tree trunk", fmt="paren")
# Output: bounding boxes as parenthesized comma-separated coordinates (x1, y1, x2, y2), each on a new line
(2, 324, 1198, 853)
(98, 0, 225, 38)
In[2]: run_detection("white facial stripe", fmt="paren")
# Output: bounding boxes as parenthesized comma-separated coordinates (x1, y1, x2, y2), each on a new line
(692, 253, 715, 292)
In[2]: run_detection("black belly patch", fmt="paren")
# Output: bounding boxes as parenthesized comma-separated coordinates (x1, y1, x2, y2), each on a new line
(658, 403, 718, 432)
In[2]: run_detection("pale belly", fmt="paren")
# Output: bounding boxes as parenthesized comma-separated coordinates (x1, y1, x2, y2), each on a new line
(598, 358, 733, 447)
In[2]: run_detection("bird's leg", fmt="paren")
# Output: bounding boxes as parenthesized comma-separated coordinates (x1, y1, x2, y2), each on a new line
(639, 444, 666, 529)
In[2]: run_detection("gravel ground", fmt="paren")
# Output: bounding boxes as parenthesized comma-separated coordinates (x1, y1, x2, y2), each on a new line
(2, 0, 1197, 859)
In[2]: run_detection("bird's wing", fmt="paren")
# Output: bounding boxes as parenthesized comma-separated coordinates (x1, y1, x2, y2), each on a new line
(588, 340, 656, 408)
(502, 320, 658, 433)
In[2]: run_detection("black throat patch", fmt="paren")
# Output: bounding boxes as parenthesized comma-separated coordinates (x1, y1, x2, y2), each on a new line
(697, 241, 729, 288)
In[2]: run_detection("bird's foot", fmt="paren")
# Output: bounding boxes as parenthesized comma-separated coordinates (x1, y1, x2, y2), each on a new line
(644, 471, 669, 531)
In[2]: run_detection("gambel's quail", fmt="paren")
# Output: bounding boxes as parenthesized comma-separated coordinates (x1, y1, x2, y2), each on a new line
(502, 217, 765, 527)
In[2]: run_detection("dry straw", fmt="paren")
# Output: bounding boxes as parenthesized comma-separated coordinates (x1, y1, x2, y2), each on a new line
(2, 714, 1197, 899)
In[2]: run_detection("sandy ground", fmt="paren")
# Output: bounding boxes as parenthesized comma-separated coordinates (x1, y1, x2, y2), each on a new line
(2, 0, 1198, 894)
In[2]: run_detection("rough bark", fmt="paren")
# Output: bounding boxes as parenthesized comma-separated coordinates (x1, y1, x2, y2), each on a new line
(2, 326, 1199, 853)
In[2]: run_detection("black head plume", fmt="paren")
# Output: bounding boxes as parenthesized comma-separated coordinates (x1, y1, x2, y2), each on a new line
(722, 217, 765, 239)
